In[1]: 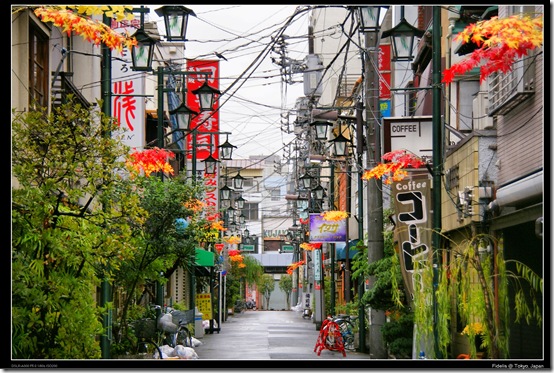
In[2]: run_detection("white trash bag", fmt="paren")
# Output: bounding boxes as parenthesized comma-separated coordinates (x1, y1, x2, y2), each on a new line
(153, 344, 175, 359)
(190, 337, 203, 347)
(174, 345, 199, 360)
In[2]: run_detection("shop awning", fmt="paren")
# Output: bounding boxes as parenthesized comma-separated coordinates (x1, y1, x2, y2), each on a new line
(335, 239, 359, 261)
(195, 248, 215, 267)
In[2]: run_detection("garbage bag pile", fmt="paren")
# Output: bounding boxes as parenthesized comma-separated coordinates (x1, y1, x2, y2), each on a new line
(153, 344, 199, 360)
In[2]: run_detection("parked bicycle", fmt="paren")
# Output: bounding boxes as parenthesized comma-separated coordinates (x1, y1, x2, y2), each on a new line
(128, 305, 195, 358)
(158, 306, 195, 349)
(333, 314, 358, 351)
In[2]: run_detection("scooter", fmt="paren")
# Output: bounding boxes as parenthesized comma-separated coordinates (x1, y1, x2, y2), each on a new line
(302, 308, 312, 319)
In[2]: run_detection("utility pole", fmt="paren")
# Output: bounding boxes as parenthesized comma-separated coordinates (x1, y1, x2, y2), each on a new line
(431, 5, 443, 359)
(355, 101, 366, 353)
(365, 28, 386, 359)
(100, 13, 112, 359)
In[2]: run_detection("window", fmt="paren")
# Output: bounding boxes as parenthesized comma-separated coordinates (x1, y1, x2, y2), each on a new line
(29, 22, 49, 109)
(243, 202, 259, 220)
(445, 165, 459, 192)
(488, 6, 537, 115)
(270, 188, 281, 201)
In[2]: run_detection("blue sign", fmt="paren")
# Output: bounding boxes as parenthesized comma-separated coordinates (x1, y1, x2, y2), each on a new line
(380, 100, 391, 118)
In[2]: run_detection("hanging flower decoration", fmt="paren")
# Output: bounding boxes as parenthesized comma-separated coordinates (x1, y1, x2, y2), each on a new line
(224, 235, 241, 245)
(321, 210, 348, 222)
(286, 260, 305, 275)
(300, 242, 321, 251)
(229, 254, 244, 263)
(210, 220, 227, 231)
(228, 249, 241, 257)
(299, 218, 309, 225)
(125, 147, 175, 177)
(34, 6, 138, 52)
(362, 149, 426, 184)
(183, 199, 205, 213)
(237, 263, 246, 268)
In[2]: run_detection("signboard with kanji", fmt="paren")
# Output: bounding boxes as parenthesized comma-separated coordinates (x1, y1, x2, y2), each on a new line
(196, 293, 212, 320)
(111, 19, 145, 150)
(309, 213, 346, 242)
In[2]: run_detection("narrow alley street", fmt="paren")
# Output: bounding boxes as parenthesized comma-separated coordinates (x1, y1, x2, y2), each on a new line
(193, 309, 373, 361)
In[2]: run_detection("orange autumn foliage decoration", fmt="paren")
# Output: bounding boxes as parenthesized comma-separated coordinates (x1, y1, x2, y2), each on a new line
(362, 149, 425, 184)
(300, 242, 321, 251)
(443, 14, 543, 84)
(125, 147, 175, 177)
(321, 211, 348, 221)
(286, 260, 305, 275)
(34, 6, 138, 52)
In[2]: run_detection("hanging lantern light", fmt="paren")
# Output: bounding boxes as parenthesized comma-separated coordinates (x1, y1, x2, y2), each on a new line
(299, 172, 314, 189)
(155, 5, 196, 42)
(235, 195, 246, 210)
(203, 154, 219, 175)
(169, 102, 198, 131)
(357, 6, 389, 33)
(233, 171, 246, 189)
(192, 79, 221, 111)
(312, 184, 325, 201)
(219, 135, 237, 160)
(130, 28, 157, 71)
(309, 120, 332, 140)
(381, 18, 425, 61)
(220, 184, 233, 201)
(329, 132, 351, 157)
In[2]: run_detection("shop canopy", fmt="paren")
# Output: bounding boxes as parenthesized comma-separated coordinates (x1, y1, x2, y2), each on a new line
(195, 248, 215, 267)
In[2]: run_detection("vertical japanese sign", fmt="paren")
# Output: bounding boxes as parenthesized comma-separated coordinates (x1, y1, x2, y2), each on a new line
(378, 44, 391, 99)
(111, 19, 145, 150)
(393, 178, 432, 300)
(196, 293, 213, 320)
(314, 248, 322, 290)
(309, 213, 347, 242)
(185, 60, 219, 161)
(186, 60, 220, 222)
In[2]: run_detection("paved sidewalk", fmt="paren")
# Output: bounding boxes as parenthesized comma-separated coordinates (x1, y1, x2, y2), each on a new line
(193, 309, 373, 360)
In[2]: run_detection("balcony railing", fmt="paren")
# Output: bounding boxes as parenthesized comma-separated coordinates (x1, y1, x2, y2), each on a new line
(488, 55, 535, 116)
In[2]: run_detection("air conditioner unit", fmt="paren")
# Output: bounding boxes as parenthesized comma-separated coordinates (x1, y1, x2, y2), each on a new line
(473, 92, 494, 130)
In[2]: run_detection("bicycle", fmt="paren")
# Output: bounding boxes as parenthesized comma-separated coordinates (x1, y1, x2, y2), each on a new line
(131, 317, 164, 359)
(128, 305, 195, 359)
(333, 314, 358, 351)
(164, 307, 195, 348)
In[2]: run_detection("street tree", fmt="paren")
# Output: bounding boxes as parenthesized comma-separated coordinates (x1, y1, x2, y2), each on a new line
(11, 97, 142, 358)
(259, 274, 275, 310)
(279, 274, 293, 310)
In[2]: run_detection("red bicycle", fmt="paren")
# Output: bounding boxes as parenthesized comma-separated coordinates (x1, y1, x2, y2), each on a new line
(314, 317, 346, 357)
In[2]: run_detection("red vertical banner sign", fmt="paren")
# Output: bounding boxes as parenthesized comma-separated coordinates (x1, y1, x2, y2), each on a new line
(186, 60, 220, 161)
(186, 60, 220, 222)
(378, 44, 391, 100)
